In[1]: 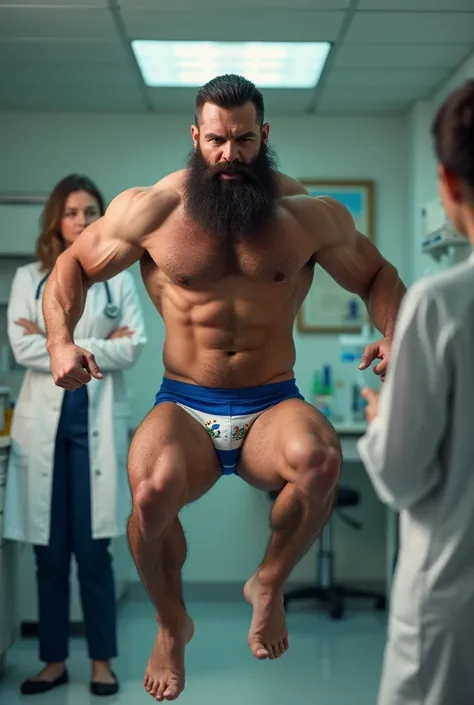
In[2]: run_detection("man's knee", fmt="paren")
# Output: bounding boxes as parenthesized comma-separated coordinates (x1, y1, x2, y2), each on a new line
(283, 434, 341, 495)
(130, 450, 188, 537)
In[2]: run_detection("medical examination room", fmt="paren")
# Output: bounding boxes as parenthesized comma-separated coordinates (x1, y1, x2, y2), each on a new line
(1, 1, 474, 704)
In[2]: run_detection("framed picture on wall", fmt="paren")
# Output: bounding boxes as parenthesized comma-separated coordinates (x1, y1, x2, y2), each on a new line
(297, 179, 375, 334)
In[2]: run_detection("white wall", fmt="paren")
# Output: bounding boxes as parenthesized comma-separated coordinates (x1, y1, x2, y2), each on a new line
(0, 110, 408, 584)
(409, 51, 474, 284)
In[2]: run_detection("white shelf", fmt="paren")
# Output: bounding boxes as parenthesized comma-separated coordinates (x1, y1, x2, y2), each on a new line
(421, 233, 470, 261)
(422, 236, 466, 253)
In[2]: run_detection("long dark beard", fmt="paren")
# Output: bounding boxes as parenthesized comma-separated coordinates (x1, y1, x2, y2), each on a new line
(183, 142, 279, 240)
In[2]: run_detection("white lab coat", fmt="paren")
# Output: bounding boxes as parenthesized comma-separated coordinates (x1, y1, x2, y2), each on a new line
(357, 251, 474, 705)
(3, 262, 147, 546)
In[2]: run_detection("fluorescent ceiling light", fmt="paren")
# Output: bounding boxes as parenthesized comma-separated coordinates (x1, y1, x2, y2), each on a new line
(131, 41, 331, 89)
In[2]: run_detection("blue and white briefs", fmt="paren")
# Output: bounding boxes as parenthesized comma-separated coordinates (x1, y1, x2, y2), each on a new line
(154, 377, 304, 475)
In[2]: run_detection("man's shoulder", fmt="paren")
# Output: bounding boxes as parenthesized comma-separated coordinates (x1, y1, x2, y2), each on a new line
(107, 175, 183, 238)
(278, 180, 353, 245)
(276, 172, 308, 198)
(277, 174, 346, 216)
(151, 169, 187, 198)
(117, 173, 183, 213)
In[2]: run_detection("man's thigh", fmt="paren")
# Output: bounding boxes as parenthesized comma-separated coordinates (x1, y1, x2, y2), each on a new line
(237, 398, 341, 491)
(128, 402, 222, 504)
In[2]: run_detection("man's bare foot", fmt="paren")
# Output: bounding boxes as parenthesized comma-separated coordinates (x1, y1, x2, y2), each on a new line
(144, 613, 194, 701)
(244, 575, 289, 660)
(29, 662, 66, 682)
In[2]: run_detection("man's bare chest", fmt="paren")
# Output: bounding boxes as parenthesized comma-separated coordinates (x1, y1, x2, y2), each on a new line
(149, 218, 314, 289)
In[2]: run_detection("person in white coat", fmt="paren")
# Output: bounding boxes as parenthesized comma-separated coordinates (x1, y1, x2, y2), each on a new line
(358, 79, 474, 705)
(4, 174, 147, 697)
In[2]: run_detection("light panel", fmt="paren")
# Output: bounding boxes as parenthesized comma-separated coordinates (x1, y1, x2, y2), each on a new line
(131, 41, 331, 88)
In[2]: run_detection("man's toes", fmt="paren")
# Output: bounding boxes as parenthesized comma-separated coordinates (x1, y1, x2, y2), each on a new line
(153, 682, 164, 701)
(149, 679, 160, 698)
(283, 637, 289, 652)
(251, 641, 269, 660)
(156, 679, 169, 702)
(163, 683, 181, 700)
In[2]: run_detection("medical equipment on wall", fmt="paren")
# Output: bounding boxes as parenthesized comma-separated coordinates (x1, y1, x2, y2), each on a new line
(421, 199, 470, 262)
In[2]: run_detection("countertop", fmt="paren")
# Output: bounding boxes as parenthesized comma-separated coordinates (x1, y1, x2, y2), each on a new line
(332, 422, 367, 435)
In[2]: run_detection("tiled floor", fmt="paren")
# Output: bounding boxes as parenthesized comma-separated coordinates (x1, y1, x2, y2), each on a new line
(0, 596, 387, 704)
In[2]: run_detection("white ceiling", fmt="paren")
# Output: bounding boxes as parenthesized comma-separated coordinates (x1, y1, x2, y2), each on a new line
(0, 0, 473, 116)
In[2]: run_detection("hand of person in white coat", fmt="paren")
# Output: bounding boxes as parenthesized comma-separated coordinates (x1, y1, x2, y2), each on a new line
(15, 318, 45, 336)
(361, 387, 380, 424)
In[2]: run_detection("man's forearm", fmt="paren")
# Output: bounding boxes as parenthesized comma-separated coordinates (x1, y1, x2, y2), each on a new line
(43, 251, 87, 349)
(366, 263, 406, 338)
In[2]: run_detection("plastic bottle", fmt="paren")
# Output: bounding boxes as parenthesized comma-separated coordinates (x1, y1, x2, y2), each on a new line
(339, 350, 358, 424)
(312, 368, 332, 419)
(351, 367, 369, 423)
(339, 324, 373, 425)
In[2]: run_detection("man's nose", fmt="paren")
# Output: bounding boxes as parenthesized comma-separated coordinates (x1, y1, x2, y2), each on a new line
(222, 141, 239, 162)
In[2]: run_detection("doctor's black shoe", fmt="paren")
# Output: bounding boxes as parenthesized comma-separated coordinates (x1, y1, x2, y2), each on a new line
(20, 668, 69, 695)
(90, 671, 119, 697)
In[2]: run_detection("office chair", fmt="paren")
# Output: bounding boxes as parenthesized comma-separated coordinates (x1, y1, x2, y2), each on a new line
(268, 486, 387, 619)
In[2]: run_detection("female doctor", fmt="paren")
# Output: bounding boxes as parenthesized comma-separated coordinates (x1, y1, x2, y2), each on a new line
(4, 174, 147, 696)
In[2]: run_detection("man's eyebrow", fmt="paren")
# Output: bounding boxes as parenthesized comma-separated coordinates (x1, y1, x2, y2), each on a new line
(204, 131, 257, 139)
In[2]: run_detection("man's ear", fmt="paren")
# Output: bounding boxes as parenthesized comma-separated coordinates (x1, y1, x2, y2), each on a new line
(261, 122, 270, 144)
(191, 124, 199, 150)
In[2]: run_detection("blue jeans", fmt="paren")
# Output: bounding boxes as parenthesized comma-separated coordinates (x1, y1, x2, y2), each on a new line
(34, 386, 117, 662)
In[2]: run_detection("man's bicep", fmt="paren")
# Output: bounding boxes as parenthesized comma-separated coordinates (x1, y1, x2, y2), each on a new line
(68, 220, 144, 283)
(316, 226, 386, 298)
(68, 189, 146, 282)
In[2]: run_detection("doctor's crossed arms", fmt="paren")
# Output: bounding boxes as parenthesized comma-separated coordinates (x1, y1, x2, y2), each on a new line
(15, 317, 133, 340)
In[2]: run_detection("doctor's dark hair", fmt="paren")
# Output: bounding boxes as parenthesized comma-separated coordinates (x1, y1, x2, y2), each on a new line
(432, 80, 474, 191)
(35, 174, 106, 271)
(194, 74, 265, 126)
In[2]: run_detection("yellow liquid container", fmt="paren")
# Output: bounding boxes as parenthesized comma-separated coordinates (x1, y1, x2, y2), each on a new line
(2, 407, 12, 436)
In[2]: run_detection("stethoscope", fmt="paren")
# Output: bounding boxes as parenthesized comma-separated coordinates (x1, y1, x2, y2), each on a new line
(35, 273, 120, 319)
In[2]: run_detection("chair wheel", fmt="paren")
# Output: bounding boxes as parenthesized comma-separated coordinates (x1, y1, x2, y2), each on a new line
(330, 602, 343, 620)
(375, 596, 386, 611)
